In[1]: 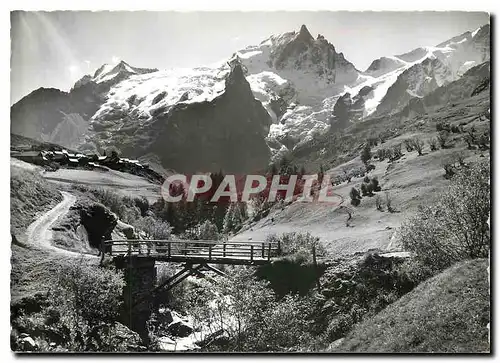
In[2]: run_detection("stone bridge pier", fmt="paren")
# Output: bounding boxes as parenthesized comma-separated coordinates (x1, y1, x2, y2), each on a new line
(114, 256, 157, 342)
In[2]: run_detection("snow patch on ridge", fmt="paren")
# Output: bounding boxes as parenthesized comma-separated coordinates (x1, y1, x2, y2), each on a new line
(92, 65, 230, 121)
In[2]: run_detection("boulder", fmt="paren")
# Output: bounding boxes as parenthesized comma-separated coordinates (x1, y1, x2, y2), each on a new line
(19, 336, 38, 351)
(112, 322, 145, 351)
(167, 321, 193, 338)
(157, 308, 174, 325)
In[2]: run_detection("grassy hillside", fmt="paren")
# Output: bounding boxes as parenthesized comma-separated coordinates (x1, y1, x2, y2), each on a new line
(334, 258, 490, 353)
(10, 162, 63, 236)
(10, 163, 67, 301)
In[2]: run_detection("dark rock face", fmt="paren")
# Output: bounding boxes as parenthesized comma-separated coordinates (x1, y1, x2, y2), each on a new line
(78, 202, 118, 249)
(142, 64, 272, 174)
(11, 82, 106, 148)
(331, 86, 374, 131)
(375, 57, 450, 115)
(269, 25, 358, 83)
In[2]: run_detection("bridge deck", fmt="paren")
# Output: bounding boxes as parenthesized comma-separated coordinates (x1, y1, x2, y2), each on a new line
(103, 239, 280, 265)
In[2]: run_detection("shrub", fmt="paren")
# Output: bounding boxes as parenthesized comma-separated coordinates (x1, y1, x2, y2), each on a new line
(453, 152, 466, 167)
(385, 148, 394, 160)
(83, 188, 150, 225)
(135, 216, 172, 240)
(391, 144, 403, 160)
(463, 134, 475, 149)
(400, 161, 490, 276)
(360, 144, 372, 165)
(361, 183, 374, 197)
(47, 261, 125, 351)
(134, 197, 150, 217)
(412, 137, 424, 156)
(404, 139, 414, 152)
(370, 177, 381, 192)
(385, 192, 395, 213)
(350, 187, 361, 206)
(267, 232, 326, 259)
(367, 137, 378, 147)
(363, 176, 370, 183)
(437, 131, 450, 149)
(436, 122, 450, 132)
(184, 220, 220, 240)
(443, 163, 456, 179)
(375, 195, 384, 211)
(195, 267, 316, 352)
(376, 148, 387, 161)
(478, 133, 490, 150)
(428, 138, 439, 151)
(223, 203, 247, 234)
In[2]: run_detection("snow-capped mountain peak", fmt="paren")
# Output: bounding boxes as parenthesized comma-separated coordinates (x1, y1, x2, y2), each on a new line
(92, 60, 158, 84)
(333, 23, 490, 123)
(12, 23, 490, 166)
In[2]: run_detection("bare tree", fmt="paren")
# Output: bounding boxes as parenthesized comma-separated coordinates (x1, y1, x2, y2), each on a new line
(428, 138, 439, 151)
(385, 192, 396, 213)
(412, 137, 425, 156)
(375, 195, 384, 211)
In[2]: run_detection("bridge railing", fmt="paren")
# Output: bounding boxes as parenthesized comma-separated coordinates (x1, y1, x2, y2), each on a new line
(102, 239, 281, 262)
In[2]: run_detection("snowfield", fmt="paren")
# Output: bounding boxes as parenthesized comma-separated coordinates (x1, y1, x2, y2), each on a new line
(93, 65, 230, 122)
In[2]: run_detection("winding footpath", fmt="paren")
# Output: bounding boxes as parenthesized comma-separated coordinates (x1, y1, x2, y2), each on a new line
(25, 191, 96, 259)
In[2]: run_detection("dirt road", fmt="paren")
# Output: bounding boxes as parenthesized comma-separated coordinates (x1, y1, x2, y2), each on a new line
(25, 191, 96, 259)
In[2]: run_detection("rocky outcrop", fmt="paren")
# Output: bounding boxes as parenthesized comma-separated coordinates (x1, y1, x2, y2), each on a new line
(112, 220, 138, 240)
(401, 61, 490, 117)
(268, 25, 359, 84)
(142, 63, 272, 173)
(375, 57, 452, 116)
(78, 202, 118, 249)
(51, 200, 118, 252)
(365, 57, 406, 77)
(331, 86, 374, 131)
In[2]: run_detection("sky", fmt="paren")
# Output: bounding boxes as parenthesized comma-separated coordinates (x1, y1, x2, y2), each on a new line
(10, 11, 489, 105)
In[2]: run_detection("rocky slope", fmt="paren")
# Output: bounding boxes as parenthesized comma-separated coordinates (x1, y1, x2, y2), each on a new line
(332, 24, 490, 127)
(401, 61, 490, 119)
(82, 63, 272, 173)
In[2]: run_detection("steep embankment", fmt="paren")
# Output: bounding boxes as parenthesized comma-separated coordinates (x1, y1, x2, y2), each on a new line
(11, 163, 97, 302)
(10, 162, 63, 236)
(334, 259, 490, 353)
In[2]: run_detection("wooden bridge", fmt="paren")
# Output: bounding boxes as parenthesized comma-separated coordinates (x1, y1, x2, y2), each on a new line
(102, 239, 281, 265)
(102, 239, 283, 308)
(101, 239, 321, 337)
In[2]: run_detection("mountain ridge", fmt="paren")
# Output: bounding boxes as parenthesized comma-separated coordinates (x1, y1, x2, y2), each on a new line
(10, 23, 490, 172)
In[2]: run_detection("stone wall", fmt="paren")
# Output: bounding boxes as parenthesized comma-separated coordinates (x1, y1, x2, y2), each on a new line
(114, 256, 157, 341)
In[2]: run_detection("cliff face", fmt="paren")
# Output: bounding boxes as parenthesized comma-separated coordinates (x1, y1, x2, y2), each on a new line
(148, 64, 272, 174)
